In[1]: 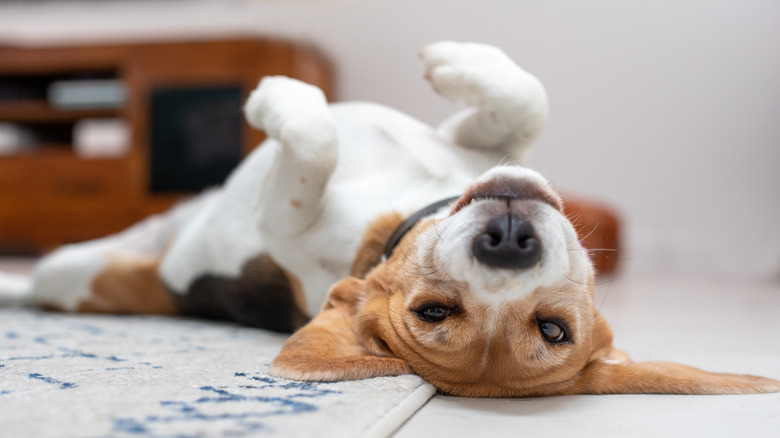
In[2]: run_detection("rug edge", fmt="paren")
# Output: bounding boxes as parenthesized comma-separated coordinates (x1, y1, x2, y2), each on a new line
(359, 381, 437, 438)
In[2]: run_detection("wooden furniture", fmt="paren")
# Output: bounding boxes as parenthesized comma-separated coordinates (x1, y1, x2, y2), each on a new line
(0, 38, 334, 253)
(563, 197, 621, 274)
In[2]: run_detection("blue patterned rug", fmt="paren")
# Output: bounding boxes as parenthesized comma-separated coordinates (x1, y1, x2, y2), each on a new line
(0, 309, 434, 438)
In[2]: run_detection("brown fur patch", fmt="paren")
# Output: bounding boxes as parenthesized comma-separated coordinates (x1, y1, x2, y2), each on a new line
(349, 212, 404, 279)
(177, 254, 310, 333)
(79, 255, 178, 315)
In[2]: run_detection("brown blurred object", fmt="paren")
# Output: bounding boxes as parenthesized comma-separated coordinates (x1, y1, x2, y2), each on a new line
(0, 38, 334, 254)
(562, 195, 621, 274)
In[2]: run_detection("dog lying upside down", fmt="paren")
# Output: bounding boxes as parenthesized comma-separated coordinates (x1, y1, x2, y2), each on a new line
(1, 41, 778, 397)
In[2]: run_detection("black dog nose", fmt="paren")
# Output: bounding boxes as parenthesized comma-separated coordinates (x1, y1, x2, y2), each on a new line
(473, 214, 542, 269)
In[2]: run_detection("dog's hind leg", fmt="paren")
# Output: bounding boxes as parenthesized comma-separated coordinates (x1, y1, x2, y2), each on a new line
(420, 41, 548, 163)
(244, 76, 338, 237)
(28, 194, 211, 313)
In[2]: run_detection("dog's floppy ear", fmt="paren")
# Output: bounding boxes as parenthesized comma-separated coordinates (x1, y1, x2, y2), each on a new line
(572, 314, 780, 395)
(574, 358, 780, 395)
(269, 277, 413, 381)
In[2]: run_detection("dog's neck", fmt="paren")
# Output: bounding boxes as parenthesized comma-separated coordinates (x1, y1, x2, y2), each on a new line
(382, 196, 461, 262)
(348, 197, 460, 279)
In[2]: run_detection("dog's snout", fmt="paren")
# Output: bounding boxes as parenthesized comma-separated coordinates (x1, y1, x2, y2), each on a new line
(473, 214, 541, 269)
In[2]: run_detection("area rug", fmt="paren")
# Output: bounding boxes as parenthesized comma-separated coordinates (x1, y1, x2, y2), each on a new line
(0, 309, 435, 438)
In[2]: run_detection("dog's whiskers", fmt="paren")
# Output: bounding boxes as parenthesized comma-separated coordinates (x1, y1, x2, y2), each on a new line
(597, 280, 612, 313)
(558, 192, 576, 202)
(567, 213, 584, 228)
(570, 248, 618, 252)
(496, 154, 514, 168)
(578, 222, 601, 243)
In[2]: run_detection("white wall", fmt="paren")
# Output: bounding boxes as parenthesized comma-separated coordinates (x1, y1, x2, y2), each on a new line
(2, 0, 779, 277)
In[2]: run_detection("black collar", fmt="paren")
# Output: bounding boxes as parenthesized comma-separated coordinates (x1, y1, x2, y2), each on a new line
(382, 195, 461, 261)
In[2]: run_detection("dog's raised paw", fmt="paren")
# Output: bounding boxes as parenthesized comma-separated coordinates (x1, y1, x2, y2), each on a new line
(243, 76, 330, 140)
(419, 41, 534, 107)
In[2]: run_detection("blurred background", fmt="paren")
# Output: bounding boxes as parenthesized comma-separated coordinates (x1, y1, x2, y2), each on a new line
(0, 0, 779, 280)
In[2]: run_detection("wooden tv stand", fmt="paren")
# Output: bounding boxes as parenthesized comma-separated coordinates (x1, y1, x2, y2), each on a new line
(0, 38, 334, 253)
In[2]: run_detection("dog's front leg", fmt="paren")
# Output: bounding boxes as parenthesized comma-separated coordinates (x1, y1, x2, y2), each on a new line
(244, 77, 338, 237)
(420, 41, 548, 163)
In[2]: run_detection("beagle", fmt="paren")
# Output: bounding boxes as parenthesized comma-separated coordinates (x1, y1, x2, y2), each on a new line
(1, 41, 778, 397)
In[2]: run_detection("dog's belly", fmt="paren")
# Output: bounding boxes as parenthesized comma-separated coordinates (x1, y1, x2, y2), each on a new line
(158, 147, 274, 294)
(159, 102, 490, 321)
(175, 253, 310, 332)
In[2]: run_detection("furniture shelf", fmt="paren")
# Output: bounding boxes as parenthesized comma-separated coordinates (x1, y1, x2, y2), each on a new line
(0, 38, 334, 253)
(0, 100, 122, 122)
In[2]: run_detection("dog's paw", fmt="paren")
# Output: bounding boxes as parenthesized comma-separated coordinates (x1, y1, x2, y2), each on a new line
(244, 76, 330, 140)
(419, 41, 538, 107)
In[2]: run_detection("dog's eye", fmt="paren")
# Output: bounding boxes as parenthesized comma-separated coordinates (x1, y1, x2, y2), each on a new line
(415, 306, 452, 323)
(539, 320, 570, 344)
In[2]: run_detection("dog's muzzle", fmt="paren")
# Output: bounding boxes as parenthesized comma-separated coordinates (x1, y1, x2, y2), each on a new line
(452, 167, 560, 271)
(473, 213, 541, 269)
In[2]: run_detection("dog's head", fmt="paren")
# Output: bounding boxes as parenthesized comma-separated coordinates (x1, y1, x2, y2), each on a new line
(271, 166, 780, 396)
